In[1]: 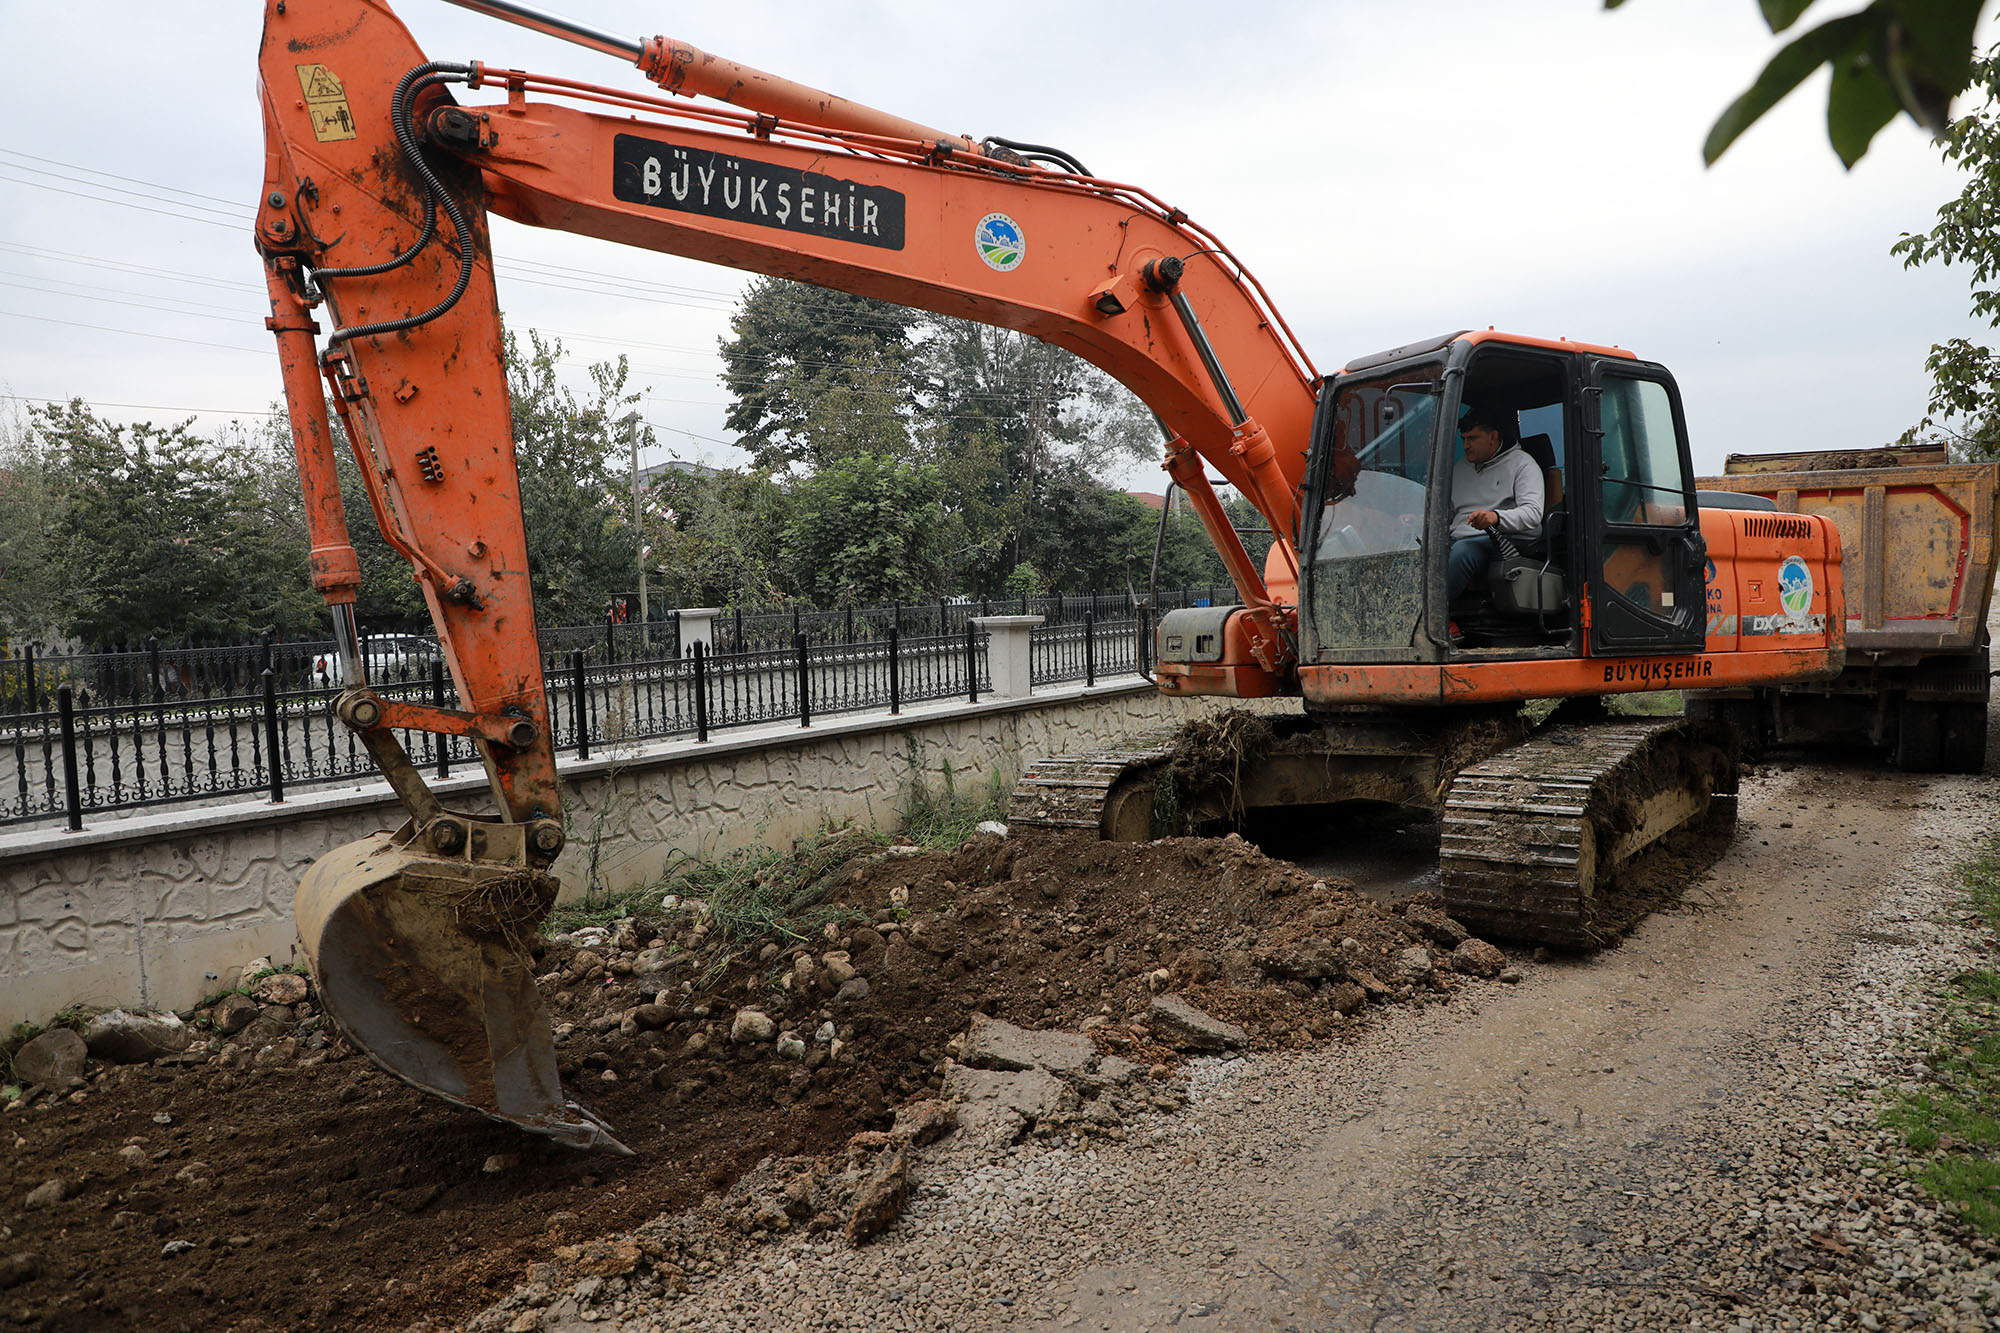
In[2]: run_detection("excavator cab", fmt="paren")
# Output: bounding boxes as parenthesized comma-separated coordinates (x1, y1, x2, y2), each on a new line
(1298, 331, 1707, 665)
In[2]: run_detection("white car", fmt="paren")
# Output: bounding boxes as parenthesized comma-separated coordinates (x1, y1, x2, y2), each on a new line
(311, 635, 441, 686)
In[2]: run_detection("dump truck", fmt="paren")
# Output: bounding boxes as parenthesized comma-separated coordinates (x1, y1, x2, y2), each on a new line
(1694, 443, 1997, 773)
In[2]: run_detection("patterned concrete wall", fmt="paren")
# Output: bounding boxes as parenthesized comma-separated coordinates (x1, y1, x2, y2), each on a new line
(0, 682, 1283, 1029)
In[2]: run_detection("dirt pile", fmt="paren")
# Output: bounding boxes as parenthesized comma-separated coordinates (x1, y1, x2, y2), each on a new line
(0, 829, 1514, 1333)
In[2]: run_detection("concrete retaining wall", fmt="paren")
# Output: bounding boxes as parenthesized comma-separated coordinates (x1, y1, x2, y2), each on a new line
(0, 677, 1284, 1029)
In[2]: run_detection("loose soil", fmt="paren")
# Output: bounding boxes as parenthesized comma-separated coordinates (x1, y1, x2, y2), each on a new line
(0, 830, 1475, 1333)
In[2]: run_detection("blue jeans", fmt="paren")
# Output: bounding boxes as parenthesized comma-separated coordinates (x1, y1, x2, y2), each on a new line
(1448, 533, 1496, 602)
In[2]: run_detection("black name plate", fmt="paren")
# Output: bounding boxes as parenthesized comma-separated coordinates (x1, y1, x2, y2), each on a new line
(612, 134, 906, 250)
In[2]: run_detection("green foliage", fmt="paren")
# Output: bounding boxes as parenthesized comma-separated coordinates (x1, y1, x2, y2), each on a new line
(642, 466, 791, 608)
(655, 827, 878, 950)
(721, 278, 921, 473)
(901, 760, 1010, 848)
(1609, 1, 1990, 167)
(506, 330, 643, 625)
(782, 453, 949, 605)
(1893, 48, 2000, 457)
(28, 402, 322, 645)
(1878, 838, 2000, 1238)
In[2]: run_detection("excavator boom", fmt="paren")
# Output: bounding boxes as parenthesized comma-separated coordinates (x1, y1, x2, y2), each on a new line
(257, 0, 1323, 1147)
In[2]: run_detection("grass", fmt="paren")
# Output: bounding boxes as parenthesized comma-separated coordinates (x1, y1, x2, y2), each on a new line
(1879, 838, 2000, 1238)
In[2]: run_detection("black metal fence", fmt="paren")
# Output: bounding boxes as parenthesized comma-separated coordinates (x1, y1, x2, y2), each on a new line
(1, 602, 1170, 830)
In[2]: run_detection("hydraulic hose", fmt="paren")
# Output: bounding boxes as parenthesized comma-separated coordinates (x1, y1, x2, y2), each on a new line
(320, 63, 478, 346)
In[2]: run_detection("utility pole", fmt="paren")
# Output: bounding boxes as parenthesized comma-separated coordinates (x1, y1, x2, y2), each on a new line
(629, 411, 649, 652)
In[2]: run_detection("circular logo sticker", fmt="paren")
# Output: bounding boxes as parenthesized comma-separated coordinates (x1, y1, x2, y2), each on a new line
(1778, 555, 1813, 616)
(975, 213, 1025, 271)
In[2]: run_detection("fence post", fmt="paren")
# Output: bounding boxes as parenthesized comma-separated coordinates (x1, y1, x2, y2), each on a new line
(692, 641, 710, 742)
(671, 609, 683, 659)
(965, 622, 979, 704)
(433, 656, 450, 780)
(23, 643, 37, 713)
(938, 597, 948, 635)
(262, 668, 285, 803)
(605, 610, 617, 665)
(57, 684, 82, 832)
(147, 635, 163, 701)
(1085, 609, 1096, 687)
(887, 625, 901, 716)
(733, 606, 743, 652)
(571, 649, 590, 760)
(1140, 605, 1153, 677)
(795, 631, 811, 728)
(844, 601, 854, 645)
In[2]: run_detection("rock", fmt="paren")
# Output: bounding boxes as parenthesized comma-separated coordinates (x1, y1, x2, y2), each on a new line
(12, 1028, 86, 1088)
(975, 820, 1009, 836)
(571, 949, 605, 975)
(239, 956, 272, 980)
(1327, 982, 1368, 1015)
(846, 1146, 911, 1244)
(1254, 939, 1345, 982)
(632, 1004, 675, 1031)
(820, 952, 857, 986)
(1350, 969, 1393, 999)
(888, 885, 911, 908)
(117, 1144, 148, 1171)
(23, 1179, 66, 1209)
(1396, 945, 1436, 982)
(730, 1009, 776, 1044)
(482, 1154, 520, 1175)
(833, 978, 872, 1005)
(961, 1014, 1096, 1075)
(890, 1099, 958, 1146)
(252, 972, 309, 1006)
(85, 1010, 192, 1064)
(1404, 904, 1471, 948)
(775, 1032, 807, 1061)
(1144, 968, 1174, 994)
(213, 994, 260, 1035)
(632, 946, 675, 983)
(161, 1240, 196, 1258)
(1145, 994, 1248, 1053)
(0, 1253, 40, 1290)
(1499, 967, 1525, 984)
(1451, 938, 1508, 978)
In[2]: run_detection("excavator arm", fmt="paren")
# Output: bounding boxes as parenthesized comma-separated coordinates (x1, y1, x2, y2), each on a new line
(255, 0, 1321, 1148)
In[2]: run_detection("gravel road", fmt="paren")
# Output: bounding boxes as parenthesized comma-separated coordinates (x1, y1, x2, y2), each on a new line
(487, 754, 2000, 1333)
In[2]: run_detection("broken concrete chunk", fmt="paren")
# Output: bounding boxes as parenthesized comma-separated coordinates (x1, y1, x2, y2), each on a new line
(960, 1014, 1095, 1075)
(1145, 994, 1248, 1053)
(845, 1145, 911, 1244)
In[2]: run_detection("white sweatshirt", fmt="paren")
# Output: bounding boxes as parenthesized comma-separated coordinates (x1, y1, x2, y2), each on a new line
(1449, 445, 1545, 539)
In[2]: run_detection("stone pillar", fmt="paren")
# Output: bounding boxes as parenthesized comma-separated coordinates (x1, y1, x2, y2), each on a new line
(678, 608, 719, 657)
(973, 615, 1044, 699)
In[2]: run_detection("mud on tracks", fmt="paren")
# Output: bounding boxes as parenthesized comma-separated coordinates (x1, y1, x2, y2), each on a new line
(2, 830, 1508, 1333)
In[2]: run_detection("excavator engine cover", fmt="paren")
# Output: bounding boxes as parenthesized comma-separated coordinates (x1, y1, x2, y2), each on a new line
(296, 823, 629, 1153)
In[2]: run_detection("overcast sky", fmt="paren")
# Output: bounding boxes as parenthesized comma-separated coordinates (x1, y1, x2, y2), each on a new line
(0, 0, 1991, 492)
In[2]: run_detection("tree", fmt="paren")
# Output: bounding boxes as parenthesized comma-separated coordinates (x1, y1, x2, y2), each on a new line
(641, 465, 791, 609)
(32, 401, 321, 644)
(1609, 0, 1990, 166)
(506, 329, 643, 625)
(781, 453, 949, 605)
(0, 398, 69, 644)
(1892, 48, 2000, 456)
(719, 278, 921, 472)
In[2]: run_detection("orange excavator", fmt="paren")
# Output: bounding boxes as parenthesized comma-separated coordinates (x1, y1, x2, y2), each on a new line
(256, 0, 1844, 1150)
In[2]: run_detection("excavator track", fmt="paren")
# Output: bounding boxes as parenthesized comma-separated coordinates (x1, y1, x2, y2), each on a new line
(1438, 717, 1736, 948)
(1009, 739, 1177, 842)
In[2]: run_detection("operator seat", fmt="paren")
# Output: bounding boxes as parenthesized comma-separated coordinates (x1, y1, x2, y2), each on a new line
(1485, 432, 1566, 619)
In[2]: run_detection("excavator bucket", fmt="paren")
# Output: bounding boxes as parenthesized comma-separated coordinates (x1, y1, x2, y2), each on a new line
(295, 825, 629, 1153)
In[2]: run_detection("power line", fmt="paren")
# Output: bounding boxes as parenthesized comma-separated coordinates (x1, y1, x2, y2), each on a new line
(0, 393, 281, 419)
(0, 149, 253, 219)
(0, 173, 248, 231)
(0, 275, 259, 324)
(0, 308, 267, 355)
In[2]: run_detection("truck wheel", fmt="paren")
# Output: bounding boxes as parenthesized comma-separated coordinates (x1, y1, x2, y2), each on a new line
(1894, 699, 1944, 772)
(1940, 702, 1988, 775)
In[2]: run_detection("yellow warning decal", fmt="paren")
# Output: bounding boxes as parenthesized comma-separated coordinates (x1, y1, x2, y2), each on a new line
(295, 64, 357, 142)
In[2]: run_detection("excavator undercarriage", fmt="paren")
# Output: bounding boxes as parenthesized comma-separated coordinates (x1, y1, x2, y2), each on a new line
(1011, 708, 1738, 949)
